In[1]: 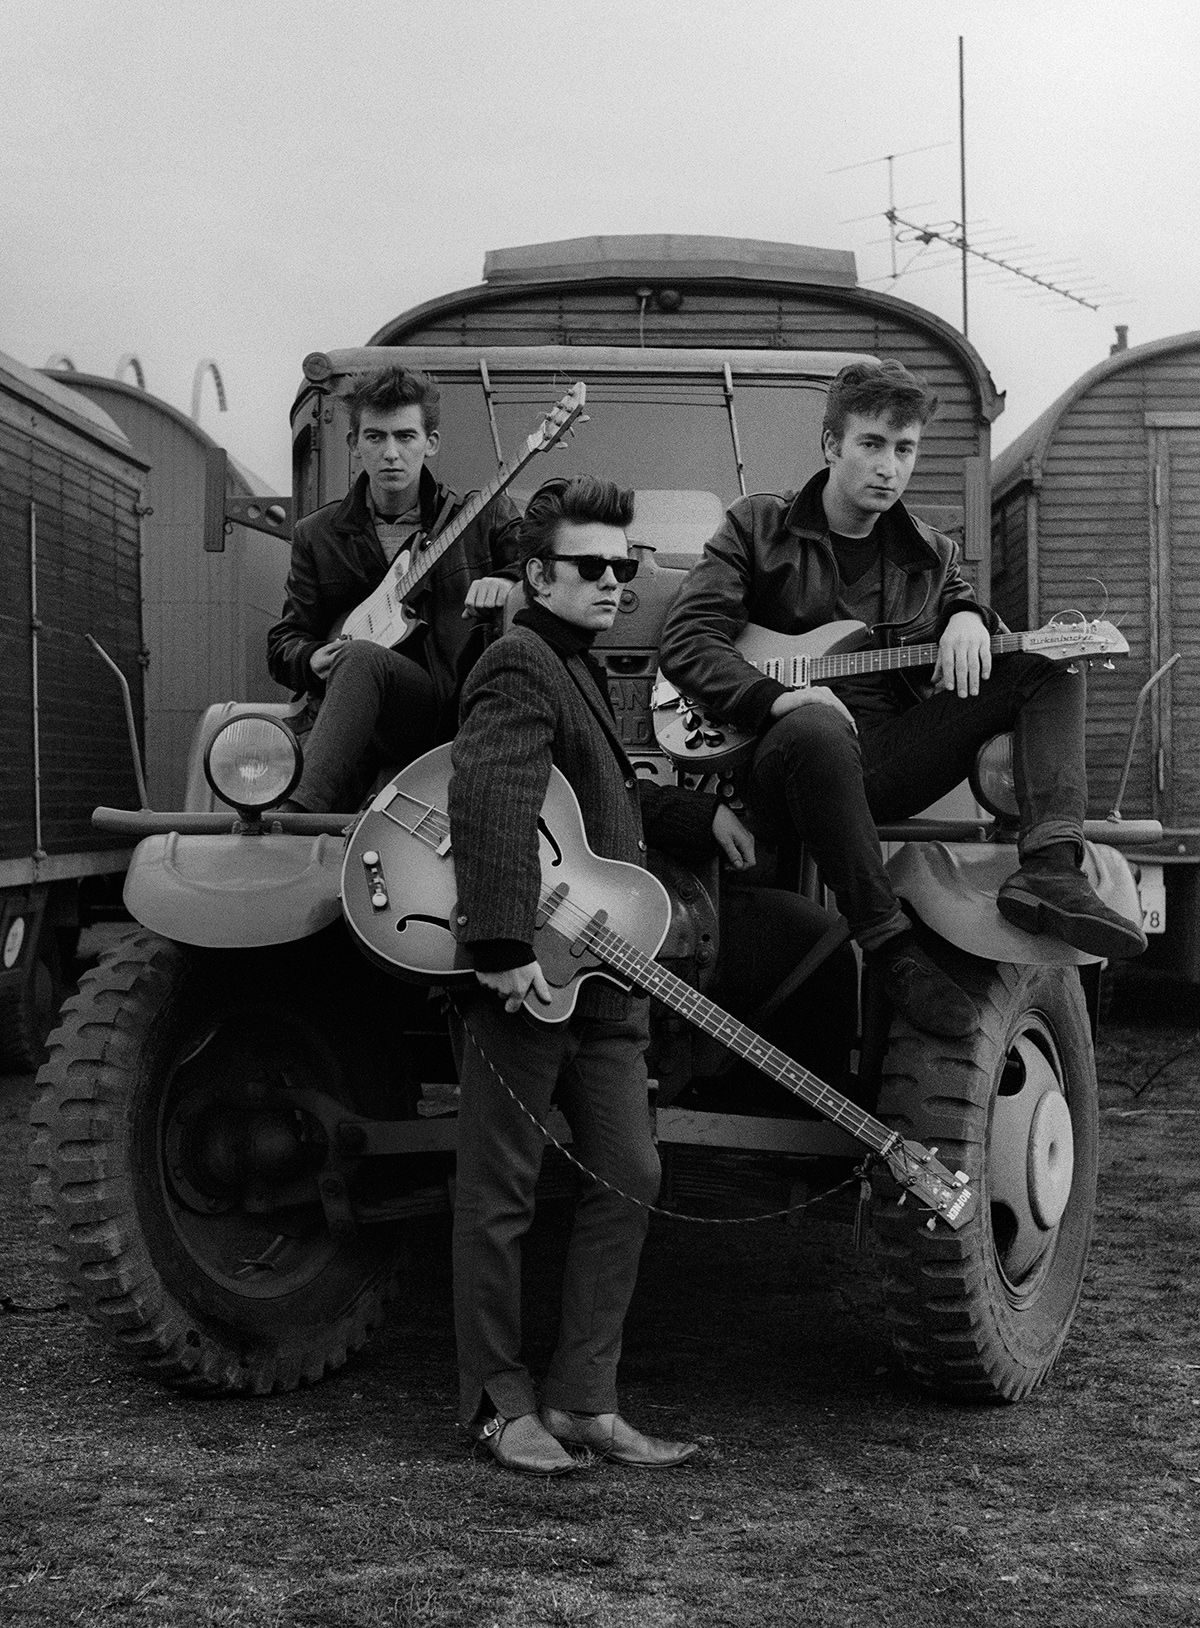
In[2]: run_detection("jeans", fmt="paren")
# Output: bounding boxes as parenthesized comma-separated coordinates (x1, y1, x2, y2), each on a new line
(292, 641, 440, 813)
(452, 994, 659, 1427)
(749, 653, 1087, 949)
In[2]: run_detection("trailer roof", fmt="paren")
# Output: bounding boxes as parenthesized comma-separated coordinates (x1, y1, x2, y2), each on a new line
(993, 330, 1200, 498)
(1, 351, 146, 465)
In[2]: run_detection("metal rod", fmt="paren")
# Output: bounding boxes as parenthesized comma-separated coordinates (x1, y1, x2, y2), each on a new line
(959, 35, 968, 337)
(1107, 653, 1181, 821)
(722, 363, 747, 497)
(477, 358, 505, 470)
(86, 635, 150, 810)
(29, 502, 44, 857)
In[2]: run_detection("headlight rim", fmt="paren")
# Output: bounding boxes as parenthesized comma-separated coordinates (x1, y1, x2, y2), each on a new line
(203, 713, 302, 815)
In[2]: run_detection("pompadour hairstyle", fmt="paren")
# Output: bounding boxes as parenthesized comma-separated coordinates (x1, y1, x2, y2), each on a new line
(518, 475, 635, 604)
(821, 360, 937, 446)
(345, 366, 441, 439)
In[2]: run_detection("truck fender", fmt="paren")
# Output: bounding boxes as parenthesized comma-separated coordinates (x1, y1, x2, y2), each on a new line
(886, 840, 1141, 966)
(123, 832, 343, 948)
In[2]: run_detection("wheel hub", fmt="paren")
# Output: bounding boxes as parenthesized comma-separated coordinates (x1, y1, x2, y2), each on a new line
(988, 1033, 1075, 1283)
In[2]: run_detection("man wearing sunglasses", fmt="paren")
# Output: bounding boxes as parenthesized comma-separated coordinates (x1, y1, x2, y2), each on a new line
(448, 475, 755, 1477)
(659, 359, 1145, 1038)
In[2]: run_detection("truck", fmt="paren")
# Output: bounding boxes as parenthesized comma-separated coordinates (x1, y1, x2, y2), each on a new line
(29, 236, 1157, 1407)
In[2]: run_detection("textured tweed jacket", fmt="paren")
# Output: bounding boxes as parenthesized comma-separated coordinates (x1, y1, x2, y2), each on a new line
(449, 614, 717, 1020)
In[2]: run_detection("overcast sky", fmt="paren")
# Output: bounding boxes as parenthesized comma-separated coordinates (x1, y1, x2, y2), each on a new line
(5, 0, 1198, 492)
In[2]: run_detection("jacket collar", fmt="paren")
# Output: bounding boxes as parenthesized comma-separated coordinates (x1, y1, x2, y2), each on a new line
(783, 467, 938, 575)
(332, 466, 450, 539)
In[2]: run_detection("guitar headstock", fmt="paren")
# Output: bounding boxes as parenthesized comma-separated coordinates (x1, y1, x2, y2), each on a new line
(1029, 617, 1129, 662)
(527, 382, 588, 454)
(882, 1138, 976, 1231)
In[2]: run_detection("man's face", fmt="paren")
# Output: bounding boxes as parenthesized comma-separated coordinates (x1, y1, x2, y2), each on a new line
(351, 405, 439, 512)
(823, 412, 921, 528)
(528, 519, 630, 632)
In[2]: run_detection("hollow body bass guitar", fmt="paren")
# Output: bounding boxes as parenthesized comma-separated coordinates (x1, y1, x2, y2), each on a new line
(330, 383, 586, 650)
(652, 615, 1129, 771)
(341, 744, 976, 1231)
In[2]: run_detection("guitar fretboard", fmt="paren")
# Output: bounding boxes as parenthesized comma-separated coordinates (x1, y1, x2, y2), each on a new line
(761, 631, 1039, 688)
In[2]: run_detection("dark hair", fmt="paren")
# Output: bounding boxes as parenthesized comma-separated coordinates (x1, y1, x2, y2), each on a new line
(345, 366, 441, 439)
(821, 360, 937, 446)
(518, 475, 635, 604)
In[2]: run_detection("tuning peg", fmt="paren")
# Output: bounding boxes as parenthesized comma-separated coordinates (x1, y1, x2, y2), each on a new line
(1102, 660, 1115, 671)
(1066, 663, 1079, 675)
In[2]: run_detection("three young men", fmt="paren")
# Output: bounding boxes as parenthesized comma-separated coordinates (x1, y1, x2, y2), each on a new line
(659, 359, 1144, 1036)
(267, 366, 519, 813)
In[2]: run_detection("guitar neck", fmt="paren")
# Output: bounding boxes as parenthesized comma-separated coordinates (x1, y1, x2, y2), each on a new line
(341, 445, 534, 644)
(810, 629, 1029, 682)
(582, 915, 894, 1155)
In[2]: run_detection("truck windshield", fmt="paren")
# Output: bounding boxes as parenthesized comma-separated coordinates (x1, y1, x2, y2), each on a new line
(428, 371, 831, 542)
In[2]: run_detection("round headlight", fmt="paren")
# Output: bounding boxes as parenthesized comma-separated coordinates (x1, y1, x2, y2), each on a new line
(970, 732, 1019, 821)
(204, 715, 301, 812)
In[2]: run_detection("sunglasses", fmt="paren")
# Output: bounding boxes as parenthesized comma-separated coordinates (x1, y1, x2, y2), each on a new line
(543, 554, 639, 584)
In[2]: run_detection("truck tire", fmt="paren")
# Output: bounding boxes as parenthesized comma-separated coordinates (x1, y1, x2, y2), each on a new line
(0, 925, 64, 1074)
(29, 929, 405, 1395)
(874, 956, 1098, 1402)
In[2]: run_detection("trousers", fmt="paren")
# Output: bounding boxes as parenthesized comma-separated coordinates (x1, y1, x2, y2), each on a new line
(749, 653, 1087, 949)
(292, 641, 440, 813)
(451, 993, 660, 1427)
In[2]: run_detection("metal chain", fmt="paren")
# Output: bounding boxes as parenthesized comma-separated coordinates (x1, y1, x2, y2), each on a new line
(456, 1003, 867, 1225)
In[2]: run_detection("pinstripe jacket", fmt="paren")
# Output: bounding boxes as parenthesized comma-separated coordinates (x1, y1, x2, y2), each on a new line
(449, 609, 717, 1020)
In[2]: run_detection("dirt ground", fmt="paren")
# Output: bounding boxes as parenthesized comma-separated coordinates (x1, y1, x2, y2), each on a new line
(2, 973, 1198, 1628)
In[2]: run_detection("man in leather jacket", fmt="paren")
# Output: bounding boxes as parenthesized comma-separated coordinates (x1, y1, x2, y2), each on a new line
(267, 366, 520, 812)
(659, 359, 1145, 1036)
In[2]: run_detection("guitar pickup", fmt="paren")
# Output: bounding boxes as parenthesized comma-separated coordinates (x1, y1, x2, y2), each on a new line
(535, 883, 569, 931)
(571, 909, 607, 958)
(360, 849, 389, 912)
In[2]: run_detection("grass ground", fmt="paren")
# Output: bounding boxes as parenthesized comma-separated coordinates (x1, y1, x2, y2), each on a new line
(2, 976, 1197, 1628)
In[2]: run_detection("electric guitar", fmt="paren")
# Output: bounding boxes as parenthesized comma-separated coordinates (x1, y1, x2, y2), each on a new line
(340, 744, 977, 1232)
(652, 615, 1129, 771)
(331, 382, 587, 649)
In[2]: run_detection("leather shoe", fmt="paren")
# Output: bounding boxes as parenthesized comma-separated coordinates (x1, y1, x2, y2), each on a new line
(997, 865, 1147, 959)
(473, 1411, 576, 1476)
(539, 1407, 699, 1469)
(873, 934, 978, 1039)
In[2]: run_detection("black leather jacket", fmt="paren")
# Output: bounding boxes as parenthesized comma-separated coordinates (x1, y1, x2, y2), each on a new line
(266, 468, 520, 724)
(658, 468, 999, 733)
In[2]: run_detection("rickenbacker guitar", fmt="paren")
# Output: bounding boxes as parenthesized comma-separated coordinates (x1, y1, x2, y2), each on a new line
(340, 743, 977, 1232)
(652, 615, 1130, 771)
(331, 382, 587, 650)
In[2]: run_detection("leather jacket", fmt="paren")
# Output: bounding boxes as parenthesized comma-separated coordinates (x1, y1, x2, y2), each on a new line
(266, 468, 520, 724)
(658, 467, 1000, 733)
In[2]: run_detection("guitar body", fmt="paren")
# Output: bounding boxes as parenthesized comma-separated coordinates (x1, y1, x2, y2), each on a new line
(652, 620, 872, 769)
(341, 743, 673, 1023)
(328, 590, 424, 650)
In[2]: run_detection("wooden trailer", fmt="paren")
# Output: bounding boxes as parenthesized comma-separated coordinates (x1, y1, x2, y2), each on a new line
(991, 331, 1200, 977)
(43, 372, 290, 808)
